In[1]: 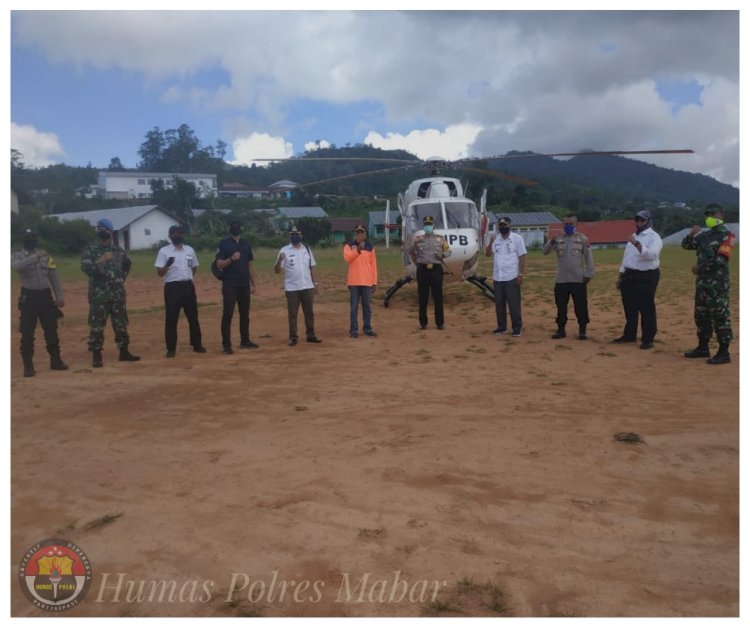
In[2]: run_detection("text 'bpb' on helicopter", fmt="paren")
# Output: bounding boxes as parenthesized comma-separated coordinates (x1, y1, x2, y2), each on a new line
(255, 149, 693, 305)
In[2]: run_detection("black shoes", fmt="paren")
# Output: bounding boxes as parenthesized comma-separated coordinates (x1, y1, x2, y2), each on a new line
(289, 338, 298, 346)
(350, 332, 359, 338)
(364, 330, 378, 337)
(437, 325, 444, 330)
(166, 350, 176, 358)
(193, 346, 207, 353)
(119, 347, 141, 361)
(551, 328, 566, 339)
(640, 341, 654, 350)
(23, 362, 35, 378)
(50, 356, 69, 370)
(684, 346, 710, 358)
(707, 344, 731, 365)
(307, 337, 323, 343)
(240, 341, 260, 349)
(93, 350, 103, 368)
(491, 328, 507, 335)
(612, 336, 636, 344)
(419, 325, 427, 330)
(222, 345, 234, 355)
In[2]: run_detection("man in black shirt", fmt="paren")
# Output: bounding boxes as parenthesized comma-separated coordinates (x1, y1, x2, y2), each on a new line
(214, 220, 259, 354)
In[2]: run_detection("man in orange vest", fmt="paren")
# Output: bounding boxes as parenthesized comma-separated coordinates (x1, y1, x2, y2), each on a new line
(343, 224, 378, 338)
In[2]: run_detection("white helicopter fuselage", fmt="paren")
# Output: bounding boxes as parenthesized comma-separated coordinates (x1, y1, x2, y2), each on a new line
(395, 177, 487, 284)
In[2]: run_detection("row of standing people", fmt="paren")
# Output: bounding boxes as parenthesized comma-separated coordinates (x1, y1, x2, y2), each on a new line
(13, 205, 735, 376)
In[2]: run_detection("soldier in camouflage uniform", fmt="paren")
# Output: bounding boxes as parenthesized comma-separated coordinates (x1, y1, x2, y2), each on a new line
(682, 204, 735, 365)
(80, 218, 141, 367)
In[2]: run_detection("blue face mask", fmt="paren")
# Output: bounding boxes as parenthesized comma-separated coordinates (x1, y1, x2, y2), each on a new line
(563, 224, 576, 235)
(290, 236, 302, 245)
(423, 225, 434, 234)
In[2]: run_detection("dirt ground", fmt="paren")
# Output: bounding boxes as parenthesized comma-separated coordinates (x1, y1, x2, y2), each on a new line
(10, 271, 739, 617)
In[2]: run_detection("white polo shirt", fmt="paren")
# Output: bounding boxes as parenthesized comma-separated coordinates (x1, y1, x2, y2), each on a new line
(155, 244, 199, 282)
(491, 231, 527, 281)
(619, 227, 662, 272)
(276, 243, 316, 291)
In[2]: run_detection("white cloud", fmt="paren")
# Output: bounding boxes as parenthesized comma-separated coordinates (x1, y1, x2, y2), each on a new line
(229, 132, 293, 166)
(304, 139, 331, 152)
(12, 11, 739, 185)
(10, 122, 66, 167)
(365, 124, 482, 161)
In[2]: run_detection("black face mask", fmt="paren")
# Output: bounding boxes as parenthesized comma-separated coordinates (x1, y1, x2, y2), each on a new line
(170, 236, 184, 246)
(23, 238, 38, 251)
(499, 226, 510, 235)
(229, 226, 242, 236)
(97, 231, 111, 241)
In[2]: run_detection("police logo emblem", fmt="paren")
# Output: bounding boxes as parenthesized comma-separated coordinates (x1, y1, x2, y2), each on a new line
(18, 538, 92, 611)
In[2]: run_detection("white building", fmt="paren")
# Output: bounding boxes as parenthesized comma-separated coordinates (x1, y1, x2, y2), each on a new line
(97, 171, 218, 200)
(50, 205, 184, 251)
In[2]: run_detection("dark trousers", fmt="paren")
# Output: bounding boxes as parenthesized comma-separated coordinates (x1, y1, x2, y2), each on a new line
(88, 300, 129, 351)
(554, 282, 589, 328)
(417, 265, 444, 327)
(493, 280, 522, 333)
(286, 289, 316, 340)
(221, 281, 251, 347)
(349, 286, 373, 334)
(619, 269, 660, 342)
(19, 288, 60, 360)
(164, 280, 202, 352)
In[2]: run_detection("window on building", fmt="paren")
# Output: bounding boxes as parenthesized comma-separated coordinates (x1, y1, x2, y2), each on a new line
(138, 179, 146, 185)
(144, 228, 151, 236)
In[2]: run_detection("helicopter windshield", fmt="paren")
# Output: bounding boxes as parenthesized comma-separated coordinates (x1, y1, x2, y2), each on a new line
(444, 201, 479, 229)
(407, 203, 444, 231)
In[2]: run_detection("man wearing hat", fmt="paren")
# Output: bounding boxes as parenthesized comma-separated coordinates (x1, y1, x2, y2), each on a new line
(80, 217, 140, 367)
(409, 215, 452, 330)
(275, 226, 322, 346)
(681, 203, 736, 364)
(155, 225, 206, 357)
(485, 216, 526, 337)
(215, 219, 259, 354)
(12, 229, 68, 377)
(343, 224, 378, 338)
(613, 209, 663, 350)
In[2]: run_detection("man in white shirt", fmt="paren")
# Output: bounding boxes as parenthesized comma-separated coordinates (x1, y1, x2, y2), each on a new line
(613, 209, 663, 350)
(274, 227, 322, 346)
(155, 225, 206, 357)
(485, 216, 527, 337)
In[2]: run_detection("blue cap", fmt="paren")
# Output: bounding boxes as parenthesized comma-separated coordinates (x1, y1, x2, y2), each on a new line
(96, 218, 114, 231)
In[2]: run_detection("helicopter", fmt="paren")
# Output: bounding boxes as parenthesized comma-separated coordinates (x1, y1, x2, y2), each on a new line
(256, 149, 694, 305)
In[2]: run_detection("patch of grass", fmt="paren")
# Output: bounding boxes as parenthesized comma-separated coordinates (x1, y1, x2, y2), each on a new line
(614, 431, 645, 444)
(422, 599, 465, 616)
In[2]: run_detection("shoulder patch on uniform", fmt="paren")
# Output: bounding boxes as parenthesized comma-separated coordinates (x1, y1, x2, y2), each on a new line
(47, 255, 56, 269)
(717, 233, 736, 258)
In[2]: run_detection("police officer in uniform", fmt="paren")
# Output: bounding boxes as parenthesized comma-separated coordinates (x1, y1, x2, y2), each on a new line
(80, 218, 140, 367)
(215, 219, 259, 354)
(409, 215, 451, 330)
(12, 230, 68, 377)
(543, 214, 595, 340)
(682, 203, 736, 365)
(155, 225, 206, 357)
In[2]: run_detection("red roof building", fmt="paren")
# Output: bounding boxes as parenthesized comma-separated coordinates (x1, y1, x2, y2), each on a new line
(547, 220, 633, 247)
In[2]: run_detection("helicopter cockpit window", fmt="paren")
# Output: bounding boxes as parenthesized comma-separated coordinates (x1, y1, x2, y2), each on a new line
(444, 201, 479, 229)
(407, 203, 444, 230)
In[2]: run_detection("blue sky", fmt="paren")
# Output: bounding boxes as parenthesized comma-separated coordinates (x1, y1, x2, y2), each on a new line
(8, 9, 741, 186)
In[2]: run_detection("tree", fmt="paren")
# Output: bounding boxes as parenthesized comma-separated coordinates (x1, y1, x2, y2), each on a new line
(138, 127, 166, 171)
(108, 156, 125, 171)
(295, 217, 331, 245)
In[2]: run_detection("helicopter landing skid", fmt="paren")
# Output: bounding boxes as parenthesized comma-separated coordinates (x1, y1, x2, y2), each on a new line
(383, 276, 413, 307)
(466, 275, 495, 300)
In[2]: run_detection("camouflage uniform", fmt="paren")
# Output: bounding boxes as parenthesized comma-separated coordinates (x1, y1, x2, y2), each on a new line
(682, 224, 735, 345)
(80, 242, 133, 351)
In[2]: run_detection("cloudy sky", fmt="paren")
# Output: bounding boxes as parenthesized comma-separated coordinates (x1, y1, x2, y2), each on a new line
(8, 8, 741, 187)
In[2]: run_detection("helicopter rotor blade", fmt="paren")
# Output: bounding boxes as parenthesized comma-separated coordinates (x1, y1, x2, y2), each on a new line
(452, 165, 538, 187)
(253, 157, 421, 164)
(472, 149, 694, 161)
(292, 165, 415, 189)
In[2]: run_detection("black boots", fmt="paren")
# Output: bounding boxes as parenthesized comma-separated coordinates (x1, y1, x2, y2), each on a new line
(707, 343, 731, 365)
(684, 341, 710, 358)
(22, 355, 35, 378)
(119, 347, 141, 362)
(578, 325, 588, 340)
(50, 355, 69, 371)
(551, 326, 566, 339)
(93, 350, 103, 368)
